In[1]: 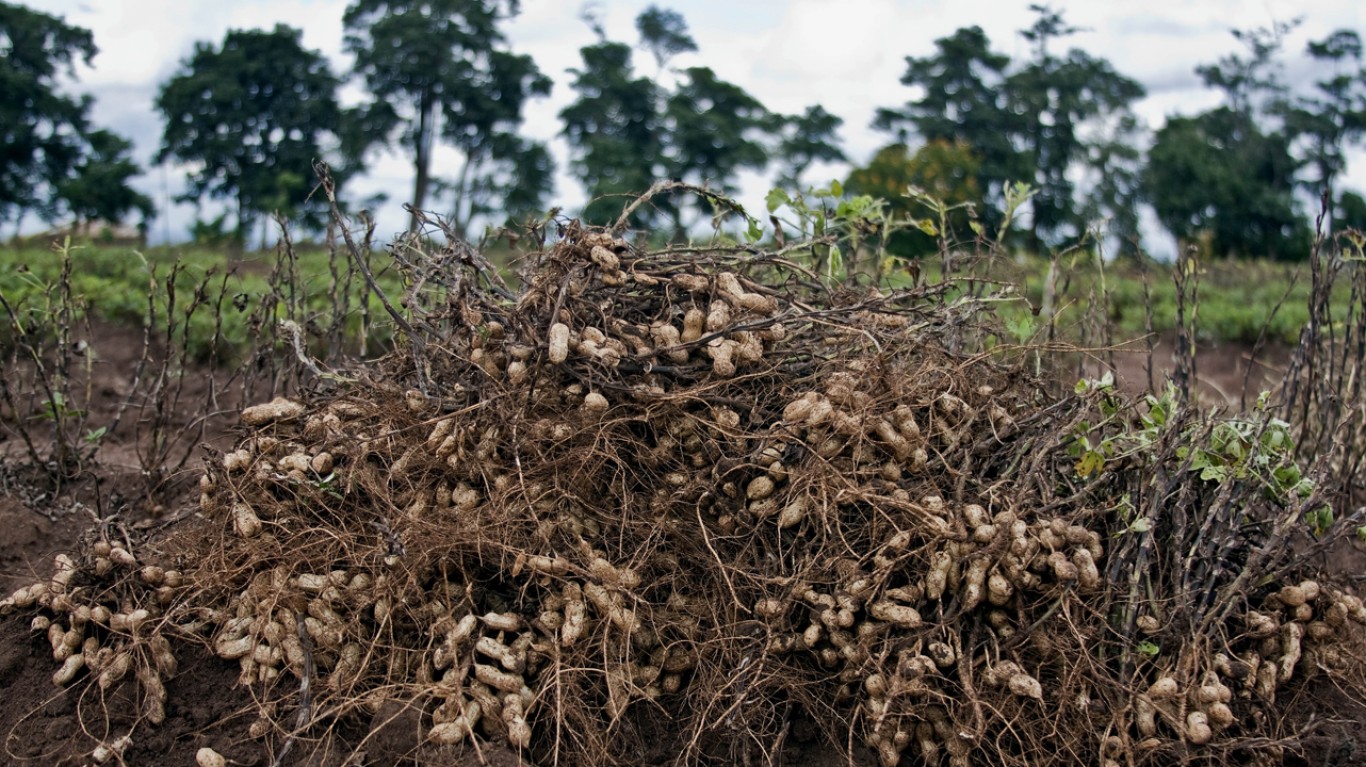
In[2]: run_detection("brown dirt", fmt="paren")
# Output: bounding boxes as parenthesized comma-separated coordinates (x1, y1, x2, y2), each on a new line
(2, 321, 1365, 767)
(1091, 332, 1293, 407)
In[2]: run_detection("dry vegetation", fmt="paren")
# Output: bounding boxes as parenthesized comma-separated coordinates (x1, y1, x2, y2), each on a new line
(2, 186, 1366, 767)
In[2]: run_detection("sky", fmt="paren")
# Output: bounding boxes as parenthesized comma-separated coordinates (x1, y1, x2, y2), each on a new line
(22, 0, 1366, 255)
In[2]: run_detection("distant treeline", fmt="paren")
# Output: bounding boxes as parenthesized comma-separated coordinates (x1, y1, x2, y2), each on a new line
(2, 1, 1363, 258)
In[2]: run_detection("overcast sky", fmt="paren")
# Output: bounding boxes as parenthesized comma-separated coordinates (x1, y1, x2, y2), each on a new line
(25, 0, 1366, 254)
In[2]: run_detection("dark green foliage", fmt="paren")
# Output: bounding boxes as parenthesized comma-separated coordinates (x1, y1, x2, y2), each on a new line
(1284, 29, 1366, 234)
(873, 26, 1029, 233)
(635, 5, 697, 71)
(845, 141, 981, 258)
(156, 24, 346, 242)
(775, 105, 846, 190)
(1142, 23, 1314, 260)
(1195, 21, 1297, 118)
(55, 129, 153, 230)
(1339, 191, 1366, 233)
(1006, 5, 1145, 250)
(663, 66, 771, 195)
(343, 0, 551, 235)
(0, 2, 95, 226)
(561, 41, 664, 226)
(562, 7, 780, 236)
(663, 64, 773, 236)
(1144, 108, 1309, 260)
(1078, 113, 1145, 255)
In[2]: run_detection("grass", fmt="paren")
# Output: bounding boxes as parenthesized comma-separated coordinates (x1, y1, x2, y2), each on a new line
(949, 250, 1354, 350)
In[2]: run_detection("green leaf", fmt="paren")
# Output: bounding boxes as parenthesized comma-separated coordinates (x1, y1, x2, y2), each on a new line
(1305, 507, 1334, 536)
(1005, 314, 1036, 344)
(1076, 450, 1105, 478)
(1199, 465, 1227, 482)
(765, 188, 790, 214)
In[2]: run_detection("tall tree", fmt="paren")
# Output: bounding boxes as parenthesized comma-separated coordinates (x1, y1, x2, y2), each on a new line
(845, 141, 982, 258)
(55, 129, 154, 231)
(156, 24, 345, 244)
(1077, 112, 1145, 254)
(1146, 22, 1309, 259)
(1144, 108, 1308, 260)
(344, 0, 551, 234)
(662, 66, 771, 235)
(1195, 21, 1298, 120)
(1285, 29, 1366, 231)
(1006, 5, 1145, 250)
(775, 105, 846, 190)
(635, 5, 697, 73)
(873, 26, 1027, 231)
(563, 6, 773, 235)
(561, 41, 663, 225)
(0, 2, 94, 231)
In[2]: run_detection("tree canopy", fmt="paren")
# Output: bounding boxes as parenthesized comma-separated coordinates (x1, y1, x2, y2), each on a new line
(874, 26, 1028, 233)
(1145, 108, 1308, 260)
(561, 41, 664, 226)
(55, 129, 154, 230)
(156, 24, 345, 243)
(0, 1, 96, 227)
(1285, 29, 1366, 233)
(561, 6, 784, 236)
(1006, 5, 1145, 249)
(775, 105, 846, 190)
(845, 141, 983, 257)
(343, 0, 551, 234)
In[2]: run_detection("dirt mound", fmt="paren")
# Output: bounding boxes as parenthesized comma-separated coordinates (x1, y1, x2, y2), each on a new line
(3, 222, 1366, 767)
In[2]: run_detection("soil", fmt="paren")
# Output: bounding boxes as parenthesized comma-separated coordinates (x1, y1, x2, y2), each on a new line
(2, 324, 1365, 767)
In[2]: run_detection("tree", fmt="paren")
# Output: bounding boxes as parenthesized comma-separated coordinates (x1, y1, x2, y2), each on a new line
(846, 141, 982, 258)
(874, 26, 1027, 232)
(1285, 29, 1366, 232)
(1144, 108, 1308, 260)
(774, 105, 846, 190)
(344, 0, 551, 234)
(1006, 5, 1145, 250)
(1339, 190, 1366, 233)
(562, 6, 772, 236)
(435, 134, 553, 231)
(1076, 112, 1145, 254)
(0, 2, 95, 231)
(1144, 23, 1311, 260)
(635, 5, 696, 73)
(156, 24, 346, 245)
(561, 41, 663, 225)
(1196, 21, 1299, 119)
(55, 129, 154, 231)
(662, 66, 771, 234)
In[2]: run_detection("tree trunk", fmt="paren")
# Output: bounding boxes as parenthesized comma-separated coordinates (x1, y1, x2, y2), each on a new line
(235, 198, 249, 258)
(450, 153, 475, 239)
(409, 89, 436, 233)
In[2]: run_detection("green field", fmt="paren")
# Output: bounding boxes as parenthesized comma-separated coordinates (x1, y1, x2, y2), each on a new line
(0, 240, 403, 364)
(0, 238, 1355, 368)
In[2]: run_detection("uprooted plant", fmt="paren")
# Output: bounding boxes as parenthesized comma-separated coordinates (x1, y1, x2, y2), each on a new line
(3, 183, 1365, 767)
